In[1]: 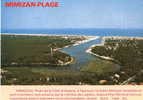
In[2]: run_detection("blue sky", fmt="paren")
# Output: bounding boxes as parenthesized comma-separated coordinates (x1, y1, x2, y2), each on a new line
(1, 0, 143, 30)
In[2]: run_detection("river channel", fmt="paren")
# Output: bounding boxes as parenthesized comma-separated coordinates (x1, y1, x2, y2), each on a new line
(37, 37, 120, 71)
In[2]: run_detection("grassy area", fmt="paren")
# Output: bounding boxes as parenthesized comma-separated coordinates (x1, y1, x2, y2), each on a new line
(1, 35, 83, 67)
(80, 60, 116, 75)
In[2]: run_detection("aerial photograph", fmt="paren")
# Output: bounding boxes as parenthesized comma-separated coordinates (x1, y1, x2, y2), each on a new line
(1, 0, 143, 85)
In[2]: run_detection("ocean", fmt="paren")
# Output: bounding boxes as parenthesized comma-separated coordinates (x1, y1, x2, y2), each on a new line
(2, 28, 143, 37)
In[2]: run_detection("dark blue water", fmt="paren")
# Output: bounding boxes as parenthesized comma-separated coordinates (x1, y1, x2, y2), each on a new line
(2, 28, 143, 37)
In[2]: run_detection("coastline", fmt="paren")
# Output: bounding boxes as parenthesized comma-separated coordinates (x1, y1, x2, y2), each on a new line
(2, 33, 99, 46)
(86, 36, 143, 60)
(4, 33, 100, 51)
(72, 36, 100, 46)
(60, 36, 99, 50)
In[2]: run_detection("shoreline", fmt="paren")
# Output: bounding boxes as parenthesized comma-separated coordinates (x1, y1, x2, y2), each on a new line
(86, 36, 143, 60)
(2, 33, 99, 47)
(72, 36, 99, 46)
(1, 33, 98, 37)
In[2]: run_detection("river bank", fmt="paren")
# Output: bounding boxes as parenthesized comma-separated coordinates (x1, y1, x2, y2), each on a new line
(56, 36, 99, 66)
(86, 36, 143, 61)
(86, 36, 143, 85)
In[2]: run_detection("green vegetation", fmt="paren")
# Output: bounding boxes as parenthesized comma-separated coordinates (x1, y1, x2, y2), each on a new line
(91, 38, 143, 84)
(92, 38, 143, 74)
(81, 60, 116, 75)
(1, 67, 99, 85)
(1, 35, 83, 67)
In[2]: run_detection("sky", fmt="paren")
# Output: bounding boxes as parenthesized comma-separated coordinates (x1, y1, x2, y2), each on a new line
(1, 0, 143, 30)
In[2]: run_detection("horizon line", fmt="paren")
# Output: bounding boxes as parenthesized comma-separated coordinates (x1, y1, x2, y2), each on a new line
(2, 28, 143, 30)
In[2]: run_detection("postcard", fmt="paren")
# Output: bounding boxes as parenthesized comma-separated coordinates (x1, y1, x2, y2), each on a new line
(1, 0, 143, 100)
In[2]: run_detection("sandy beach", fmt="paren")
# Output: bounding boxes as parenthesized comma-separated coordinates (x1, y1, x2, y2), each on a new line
(72, 36, 100, 46)
(86, 36, 143, 60)
(2, 33, 99, 46)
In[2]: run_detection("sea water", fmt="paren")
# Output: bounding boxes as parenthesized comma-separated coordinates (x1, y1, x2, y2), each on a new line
(2, 28, 143, 37)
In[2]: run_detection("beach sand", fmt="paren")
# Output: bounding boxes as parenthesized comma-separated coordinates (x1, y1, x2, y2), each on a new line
(86, 36, 143, 60)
